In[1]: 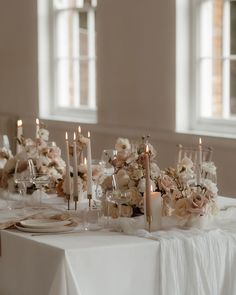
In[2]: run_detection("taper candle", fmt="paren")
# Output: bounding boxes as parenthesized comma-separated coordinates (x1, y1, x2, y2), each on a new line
(196, 137, 202, 185)
(16, 119, 23, 154)
(78, 125, 84, 164)
(87, 131, 93, 199)
(73, 132, 78, 199)
(145, 145, 152, 230)
(36, 118, 40, 139)
(65, 132, 71, 196)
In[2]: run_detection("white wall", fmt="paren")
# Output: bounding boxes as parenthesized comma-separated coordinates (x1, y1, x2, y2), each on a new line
(0, 0, 236, 197)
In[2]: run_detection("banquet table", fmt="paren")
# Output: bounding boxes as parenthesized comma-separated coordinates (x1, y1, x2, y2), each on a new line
(1, 196, 236, 295)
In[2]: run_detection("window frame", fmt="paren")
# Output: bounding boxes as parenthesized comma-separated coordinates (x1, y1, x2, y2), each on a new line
(37, 0, 97, 124)
(176, 0, 236, 137)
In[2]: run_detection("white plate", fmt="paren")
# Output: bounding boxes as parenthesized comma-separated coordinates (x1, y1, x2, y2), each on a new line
(15, 223, 75, 233)
(20, 219, 72, 229)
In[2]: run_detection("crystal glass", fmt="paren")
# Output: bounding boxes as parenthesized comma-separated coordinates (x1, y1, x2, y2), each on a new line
(82, 208, 102, 231)
(31, 172, 50, 204)
(14, 158, 35, 197)
(0, 134, 10, 149)
(100, 149, 117, 176)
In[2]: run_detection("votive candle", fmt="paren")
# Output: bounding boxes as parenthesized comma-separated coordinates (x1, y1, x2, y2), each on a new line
(150, 190, 162, 231)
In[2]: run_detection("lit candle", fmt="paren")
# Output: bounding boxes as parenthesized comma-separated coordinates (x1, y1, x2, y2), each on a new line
(35, 118, 40, 139)
(73, 132, 78, 200)
(145, 145, 152, 230)
(16, 119, 23, 154)
(178, 144, 183, 164)
(150, 188, 162, 231)
(87, 131, 93, 204)
(78, 125, 84, 164)
(65, 132, 71, 196)
(196, 137, 202, 185)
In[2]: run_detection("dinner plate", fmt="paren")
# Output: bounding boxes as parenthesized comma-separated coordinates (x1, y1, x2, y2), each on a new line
(20, 218, 72, 229)
(15, 223, 75, 233)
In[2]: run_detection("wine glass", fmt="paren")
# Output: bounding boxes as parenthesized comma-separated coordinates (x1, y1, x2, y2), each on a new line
(14, 158, 35, 197)
(100, 149, 117, 176)
(31, 172, 50, 205)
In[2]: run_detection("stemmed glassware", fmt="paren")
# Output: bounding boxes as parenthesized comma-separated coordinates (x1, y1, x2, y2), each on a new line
(31, 172, 50, 204)
(14, 158, 35, 197)
(100, 149, 117, 176)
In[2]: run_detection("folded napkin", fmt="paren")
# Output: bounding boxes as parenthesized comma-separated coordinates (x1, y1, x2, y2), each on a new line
(0, 207, 81, 230)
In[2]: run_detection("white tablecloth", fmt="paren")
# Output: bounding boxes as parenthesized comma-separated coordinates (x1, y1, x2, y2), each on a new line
(1, 196, 236, 295)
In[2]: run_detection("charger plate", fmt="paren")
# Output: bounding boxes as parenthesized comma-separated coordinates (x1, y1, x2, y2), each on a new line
(20, 219, 71, 229)
(15, 223, 75, 233)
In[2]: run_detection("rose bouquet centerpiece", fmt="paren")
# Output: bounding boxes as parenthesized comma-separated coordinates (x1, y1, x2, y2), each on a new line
(0, 124, 66, 193)
(157, 155, 218, 226)
(101, 137, 161, 218)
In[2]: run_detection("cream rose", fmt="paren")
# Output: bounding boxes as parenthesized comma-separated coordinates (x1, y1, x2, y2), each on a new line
(173, 198, 191, 218)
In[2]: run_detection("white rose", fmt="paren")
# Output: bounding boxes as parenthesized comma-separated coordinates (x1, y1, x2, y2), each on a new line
(202, 161, 216, 175)
(38, 128, 49, 141)
(115, 138, 131, 152)
(202, 179, 218, 196)
(150, 162, 161, 179)
(181, 156, 193, 170)
(137, 178, 146, 193)
(130, 168, 143, 181)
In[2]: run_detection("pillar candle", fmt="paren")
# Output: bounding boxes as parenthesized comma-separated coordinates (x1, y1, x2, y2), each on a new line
(16, 119, 23, 154)
(36, 118, 40, 139)
(86, 131, 93, 197)
(65, 132, 71, 196)
(150, 191, 162, 231)
(73, 132, 78, 198)
(145, 145, 152, 228)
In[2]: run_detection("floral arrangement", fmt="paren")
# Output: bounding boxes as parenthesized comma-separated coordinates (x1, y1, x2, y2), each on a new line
(100, 137, 219, 223)
(158, 155, 218, 224)
(101, 136, 160, 218)
(0, 124, 66, 193)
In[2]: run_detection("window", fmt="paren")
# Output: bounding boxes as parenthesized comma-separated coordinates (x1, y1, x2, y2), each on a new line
(38, 0, 97, 123)
(176, 0, 236, 136)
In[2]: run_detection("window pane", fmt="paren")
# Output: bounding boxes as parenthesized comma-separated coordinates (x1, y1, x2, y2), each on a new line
(230, 60, 236, 115)
(79, 12, 88, 56)
(80, 60, 88, 105)
(230, 1, 236, 54)
(56, 60, 79, 107)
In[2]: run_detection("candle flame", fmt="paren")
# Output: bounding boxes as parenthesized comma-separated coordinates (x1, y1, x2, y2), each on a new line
(17, 120, 22, 127)
(88, 131, 90, 138)
(84, 157, 87, 165)
(65, 131, 68, 140)
(78, 126, 81, 133)
(145, 144, 149, 153)
(73, 132, 76, 141)
(36, 118, 39, 125)
(199, 137, 202, 145)
(150, 184, 153, 192)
